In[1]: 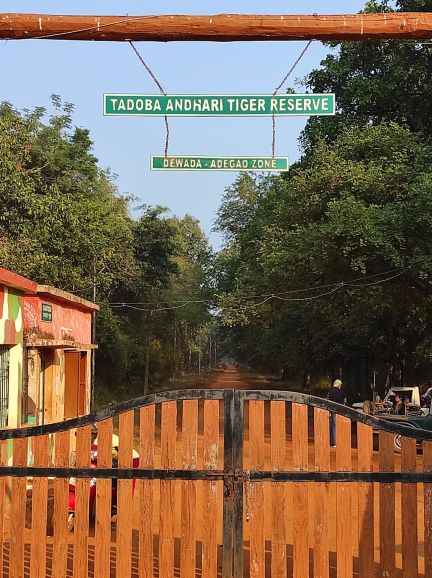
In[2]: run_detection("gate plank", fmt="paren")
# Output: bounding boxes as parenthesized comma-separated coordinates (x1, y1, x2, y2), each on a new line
(401, 437, 418, 578)
(117, 410, 134, 578)
(314, 408, 330, 578)
(424, 441, 432, 578)
(202, 400, 220, 578)
(357, 422, 374, 578)
(10, 437, 27, 578)
(30, 435, 49, 578)
(335, 415, 352, 578)
(52, 431, 70, 578)
(292, 403, 309, 578)
(181, 400, 198, 578)
(379, 430, 395, 578)
(159, 401, 177, 578)
(74, 425, 92, 578)
(249, 400, 265, 578)
(94, 419, 113, 578)
(139, 405, 155, 578)
(270, 401, 287, 578)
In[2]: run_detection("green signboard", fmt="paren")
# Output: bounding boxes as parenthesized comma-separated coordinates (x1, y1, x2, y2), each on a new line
(41, 303, 52, 323)
(104, 94, 335, 117)
(151, 156, 289, 172)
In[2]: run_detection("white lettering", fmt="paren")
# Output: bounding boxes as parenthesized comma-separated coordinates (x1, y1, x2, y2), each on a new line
(227, 98, 236, 112)
(109, 98, 118, 111)
(321, 97, 329, 111)
(258, 99, 266, 112)
(135, 99, 143, 112)
(118, 100, 126, 111)
(145, 99, 153, 111)
(270, 98, 278, 112)
(303, 98, 312, 112)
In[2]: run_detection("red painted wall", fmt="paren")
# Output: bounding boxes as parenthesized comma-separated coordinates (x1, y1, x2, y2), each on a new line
(24, 296, 92, 344)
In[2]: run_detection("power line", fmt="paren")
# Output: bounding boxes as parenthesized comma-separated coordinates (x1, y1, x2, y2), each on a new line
(107, 268, 407, 306)
(107, 268, 410, 313)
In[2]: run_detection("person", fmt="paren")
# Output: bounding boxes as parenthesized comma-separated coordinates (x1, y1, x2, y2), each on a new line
(328, 379, 347, 447)
(393, 393, 405, 415)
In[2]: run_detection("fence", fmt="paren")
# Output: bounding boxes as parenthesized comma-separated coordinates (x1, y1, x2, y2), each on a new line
(0, 389, 431, 577)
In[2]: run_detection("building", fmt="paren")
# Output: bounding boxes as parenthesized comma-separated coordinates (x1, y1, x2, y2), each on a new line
(0, 267, 98, 427)
(0, 269, 36, 428)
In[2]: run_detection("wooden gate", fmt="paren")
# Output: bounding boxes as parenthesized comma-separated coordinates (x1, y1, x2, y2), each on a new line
(0, 389, 431, 577)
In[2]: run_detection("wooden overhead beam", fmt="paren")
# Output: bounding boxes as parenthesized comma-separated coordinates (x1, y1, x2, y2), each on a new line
(1, 13, 432, 42)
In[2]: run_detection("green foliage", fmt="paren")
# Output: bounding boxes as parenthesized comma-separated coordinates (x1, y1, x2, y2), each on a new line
(216, 123, 432, 391)
(301, 0, 432, 150)
(0, 97, 213, 398)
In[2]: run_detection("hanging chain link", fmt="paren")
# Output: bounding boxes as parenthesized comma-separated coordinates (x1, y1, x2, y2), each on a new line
(129, 41, 170, 157)
(244, 470, 251, 522)
(272, 40, 313, 158)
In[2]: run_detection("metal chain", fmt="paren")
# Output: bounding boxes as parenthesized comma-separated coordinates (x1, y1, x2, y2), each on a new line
(272, 40, 313, 157)
(129, 41, 170, 157)
(244, 470, 251, 522)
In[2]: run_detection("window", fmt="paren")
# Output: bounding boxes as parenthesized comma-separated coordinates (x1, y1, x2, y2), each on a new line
(0, 347, 10, 427)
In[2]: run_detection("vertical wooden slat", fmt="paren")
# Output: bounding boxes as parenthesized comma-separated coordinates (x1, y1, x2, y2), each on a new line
(52, 431, 70, 578)
(117, 411, 134, 578)
(424, 441, 432, 578)
(357, 422, 374, 578)
(10, 437, 27, 578)
(222, 389, 235, 578)
(94, 419, 113, 578)
(270, 401, 286, 578)
(74, 426, 91, 578)
(249, 400, 265, 578)
(314, 408, 330, 578)
(335, 415, 352, 578)
(0, 440, 6, 578)
(30, 435, 49, 578)
(180, 400, 198, 578)
(379, 430, 395, 578)
(401, 436, 418, 578)
(159, 401, 176, 577)
(202, 400, 220, 578)
(292, 403, 309, 578)
(139, 405, 155, 578)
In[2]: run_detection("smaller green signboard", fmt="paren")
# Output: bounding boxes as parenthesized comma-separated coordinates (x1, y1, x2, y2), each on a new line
(151, 156, 289, 172)
(41, 303, 52, 323)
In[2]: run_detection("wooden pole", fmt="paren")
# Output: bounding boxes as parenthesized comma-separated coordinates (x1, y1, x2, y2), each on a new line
(1, 13, 432, 42)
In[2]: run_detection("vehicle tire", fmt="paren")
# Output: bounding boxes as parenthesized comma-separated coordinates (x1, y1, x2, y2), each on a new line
(363, 400, 371, 415)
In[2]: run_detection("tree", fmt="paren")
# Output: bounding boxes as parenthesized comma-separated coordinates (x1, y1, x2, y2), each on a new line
(301, 0, 432, 150)
(216, 123, 432, 391)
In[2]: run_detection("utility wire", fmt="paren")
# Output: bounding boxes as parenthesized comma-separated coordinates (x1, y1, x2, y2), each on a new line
(272, 40, 313, 157)
(107, 268, 408, 306)
(108, 268, 410, 313)
(27, 15, 153, 41)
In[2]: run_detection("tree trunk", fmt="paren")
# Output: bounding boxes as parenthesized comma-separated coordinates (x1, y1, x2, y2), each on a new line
(2, 13, 432, 42)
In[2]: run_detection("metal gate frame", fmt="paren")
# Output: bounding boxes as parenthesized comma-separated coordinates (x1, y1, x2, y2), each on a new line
(2, 388, 432, 578)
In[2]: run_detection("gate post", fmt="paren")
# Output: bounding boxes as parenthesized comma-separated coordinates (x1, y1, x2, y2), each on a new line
(222, 390, 245, 578)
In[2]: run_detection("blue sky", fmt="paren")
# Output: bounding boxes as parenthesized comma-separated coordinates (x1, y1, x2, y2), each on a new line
(2, 1, 366, 247)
